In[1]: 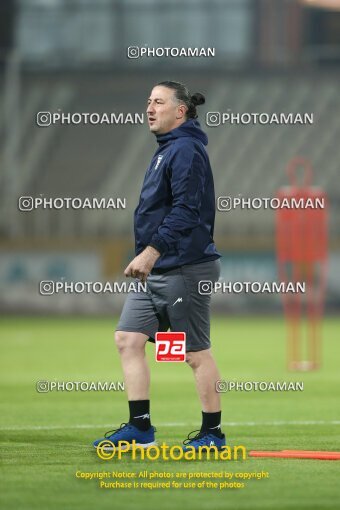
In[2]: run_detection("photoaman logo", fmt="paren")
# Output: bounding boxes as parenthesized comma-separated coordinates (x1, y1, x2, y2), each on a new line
(155, 332, 186, 362)
(96, 440, 247, 461)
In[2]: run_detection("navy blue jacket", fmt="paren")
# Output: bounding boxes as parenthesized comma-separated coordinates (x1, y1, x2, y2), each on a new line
(134, 119, 220, 269)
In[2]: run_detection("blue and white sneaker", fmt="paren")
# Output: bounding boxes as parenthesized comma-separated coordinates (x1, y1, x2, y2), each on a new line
(93, 423, 156, 450)
(182, 429, 226, 452)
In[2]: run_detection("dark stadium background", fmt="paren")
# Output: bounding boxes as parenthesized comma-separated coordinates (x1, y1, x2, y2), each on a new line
(0, 0, 339, 317)
(1, 3, 340, 510)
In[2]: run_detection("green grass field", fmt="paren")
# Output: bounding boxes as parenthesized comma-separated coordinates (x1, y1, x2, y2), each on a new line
(1, 316, 339, 510)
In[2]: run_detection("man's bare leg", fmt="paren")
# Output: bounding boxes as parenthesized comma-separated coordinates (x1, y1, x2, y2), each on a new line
(115, 331, 150, 400)
(113, 330, 153, 433)
(185, 348, 224, 441)
(93, 331, 154, 447)
(186, 349, 221, 411)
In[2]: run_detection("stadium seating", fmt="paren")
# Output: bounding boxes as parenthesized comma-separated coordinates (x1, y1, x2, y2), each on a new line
(0, 71, 339, 239)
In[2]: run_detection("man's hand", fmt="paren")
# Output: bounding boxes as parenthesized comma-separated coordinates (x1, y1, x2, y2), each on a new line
(124, 246, 161, 282)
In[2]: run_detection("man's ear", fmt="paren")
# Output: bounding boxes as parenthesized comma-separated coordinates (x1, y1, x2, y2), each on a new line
(176, 103, 187, 120)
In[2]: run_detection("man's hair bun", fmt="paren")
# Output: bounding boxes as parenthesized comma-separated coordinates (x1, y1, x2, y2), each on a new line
(191, 92, 205, 107)
(156, 81, 206, 119)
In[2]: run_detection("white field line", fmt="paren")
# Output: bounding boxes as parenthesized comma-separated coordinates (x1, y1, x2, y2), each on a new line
(0, 420, 339, 431)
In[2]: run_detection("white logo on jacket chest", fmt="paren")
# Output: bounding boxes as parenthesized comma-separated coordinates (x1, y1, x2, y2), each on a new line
(154, 155, 164, 170)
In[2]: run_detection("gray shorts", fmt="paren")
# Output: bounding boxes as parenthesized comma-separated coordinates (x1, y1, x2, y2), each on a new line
(116, 259, 221, 352)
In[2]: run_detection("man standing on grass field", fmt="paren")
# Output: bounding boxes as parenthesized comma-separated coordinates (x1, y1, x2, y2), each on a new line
(94, 81, 225, 451)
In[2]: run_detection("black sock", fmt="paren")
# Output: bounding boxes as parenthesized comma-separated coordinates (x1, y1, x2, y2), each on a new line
(201, 411, 223, 437)
(128, 400, 151, 431)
